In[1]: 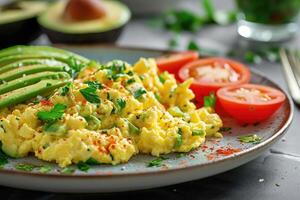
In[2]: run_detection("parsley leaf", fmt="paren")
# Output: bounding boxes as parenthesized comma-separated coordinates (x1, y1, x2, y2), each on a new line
(192, 129, 205, 136)
(16, 163, 36, 171)
(219, 127, 232, 132)
(67, 56, 83, 73)
(85, 158, 100, 165)
(80, 87, 101, 104)
(85, 81, 103, 90)
(77, 162, 90, 172)
(60, 83, 71, 96)
(238, 134, 262, 144)
(147, 156, 168, 167)
(116, 98, 126, 111)
(39, 165, 52, 173)
(0, 143, 8, 167)
(37, 104, 67, 124)
(61, 167, 75, 174)
(126, 78, 135, 86)
(133, 87, 147, 99)
(175, 128, 183, 148)
(204, 93, 216, 108)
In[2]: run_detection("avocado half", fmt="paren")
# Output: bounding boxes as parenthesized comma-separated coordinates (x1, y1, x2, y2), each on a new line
(38, 0, 131, 44)
(0, 1, 47, 48)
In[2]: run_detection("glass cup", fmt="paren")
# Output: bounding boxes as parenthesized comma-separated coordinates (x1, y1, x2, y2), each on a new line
(236, 0, 300, 42)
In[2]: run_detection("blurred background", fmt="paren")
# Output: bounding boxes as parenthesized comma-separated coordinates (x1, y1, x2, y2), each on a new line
(0, 0, 299, 65)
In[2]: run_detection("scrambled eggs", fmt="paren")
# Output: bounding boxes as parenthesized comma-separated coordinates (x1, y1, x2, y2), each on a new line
(0, 58, 222, 167)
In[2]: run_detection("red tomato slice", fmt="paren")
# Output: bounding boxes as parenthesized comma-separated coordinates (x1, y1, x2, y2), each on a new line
(217, 84, 286, 124)
(156, 51, 199, 75)
(178, 57, 251, 105)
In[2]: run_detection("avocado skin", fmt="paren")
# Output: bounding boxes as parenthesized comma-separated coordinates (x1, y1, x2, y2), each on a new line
(41, 25, 124, 44)
(0, 79, 70, 109)
(0, 17, 41, 48)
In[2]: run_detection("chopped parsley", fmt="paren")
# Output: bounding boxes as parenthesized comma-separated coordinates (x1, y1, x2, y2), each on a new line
(175, 128, 183, 148)
(0, 143, 8, 167)
(85, 81, 103, 90)
(154, 92, 161, 101)
(147, 156, 168, 167)
(61, 167, 75, 174)
(80, 86, 101, 104)
(219, 127, 232, 132)
(238, 134, 262, 144)
(204, 92, 216, 108)
(158, 73, 166, 84)
(39, 165, 52, 173)
(67, 56, 83, 73)
(116, 98, 126, 111)
(77, 162, 90, 172)
(15, 163, 36, 172)
(85, 158, 100, 165)
(133, 87, 147, 99)
(60, 83, 71, 96)
(192, 129, 205, 136)
(37, 103, 67, 124)
(106, 61, 128, 81)
(126, 78, 135, 85)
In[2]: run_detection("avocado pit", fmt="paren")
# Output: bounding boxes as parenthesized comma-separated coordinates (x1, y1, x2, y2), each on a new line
(64, 0, 107, 22)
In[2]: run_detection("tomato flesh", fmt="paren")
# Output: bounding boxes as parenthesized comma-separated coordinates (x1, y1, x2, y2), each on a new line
(217, 84, 286, 124)
(178, 57, 251, 106)
(156, 51, 199, 75)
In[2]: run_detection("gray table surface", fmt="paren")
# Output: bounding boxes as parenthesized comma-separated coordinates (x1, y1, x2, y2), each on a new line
(1, 1, 300, 200)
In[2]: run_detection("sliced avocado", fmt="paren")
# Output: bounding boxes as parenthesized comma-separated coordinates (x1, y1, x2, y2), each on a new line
(0, 45, 88, 63)
(0, 58, 68, 74)
(0, 71, 70, 95)
(0, 1, 47, 47)
(0, 64, 66, 82)
(0, 79, 70, 109)
(37, 0, 131, 43)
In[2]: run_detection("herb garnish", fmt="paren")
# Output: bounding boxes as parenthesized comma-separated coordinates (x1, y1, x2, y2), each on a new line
(39, 165, 52, 173)
(133, 87, 147, 99)
(80, 86, 101, 104)
(204, 93, 216, 108)
(147, 156, 168, 167)
(192, 129, 205, 136)
(37, 103, 67, 124)
(116, 98, 126, 111)
(175, 128, 183, 148)
(126, 78, 135, 86)
(61, 167, 75, 174)
(15, 163, 36, 171)
(0, 143, 8, 167)
(219, 127, 232, 132)
(77, 162, 90, 172)
(85, 81, 103, 90)
(67, 56, 84, 74)
(85, 158, 100, 165)
(238, 134, 262, 144)
(60, 83, 71, 96)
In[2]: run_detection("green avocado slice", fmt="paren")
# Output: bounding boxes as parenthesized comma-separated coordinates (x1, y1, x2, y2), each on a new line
(0, 71, 70, 95)
(0, 79, 70, 109)
(0, 58, 68, 74)
(0, 64, 66, 82)
(0, 45, 88, 64)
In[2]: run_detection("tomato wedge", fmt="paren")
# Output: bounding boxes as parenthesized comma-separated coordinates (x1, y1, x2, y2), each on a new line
(178, 57, 251, 104)
(217, 84, 286, 124)
(156, 51, 199, 75)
